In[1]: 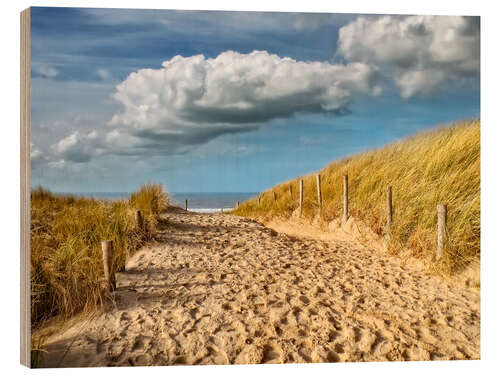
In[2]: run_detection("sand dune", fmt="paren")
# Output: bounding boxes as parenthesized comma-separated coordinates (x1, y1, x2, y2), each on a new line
(40, 209, 480, 367)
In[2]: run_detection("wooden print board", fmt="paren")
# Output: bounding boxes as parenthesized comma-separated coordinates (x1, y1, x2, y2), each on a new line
(20, 6, 480, 368)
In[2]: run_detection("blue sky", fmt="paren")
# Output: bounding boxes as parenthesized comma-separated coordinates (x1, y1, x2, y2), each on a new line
(30, 7, 480, 193)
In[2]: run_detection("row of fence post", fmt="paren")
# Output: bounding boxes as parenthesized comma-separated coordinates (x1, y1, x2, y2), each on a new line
(258, 173, 448, 261)
(284, 174, 350, 222)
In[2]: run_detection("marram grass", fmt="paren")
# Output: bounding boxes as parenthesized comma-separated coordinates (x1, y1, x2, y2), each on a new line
(233, 119, 480, 275)
(30, 183, 169, 328)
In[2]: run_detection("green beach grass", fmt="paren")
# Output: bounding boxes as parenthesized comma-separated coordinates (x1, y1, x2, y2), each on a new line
(233, 119, 480, 275)
(30, 183, 169, 328)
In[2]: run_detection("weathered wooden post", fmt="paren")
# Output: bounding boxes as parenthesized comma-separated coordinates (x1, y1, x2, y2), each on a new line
(237, 200, 240, 208)
(316, 174, 322, 210)
(101, 240, 116, 292)
(299, 179, 304, 215)
(185, 199, 188, 211)
(343, 174, 349, 223)
(289, 184, 293, 198)
(437, 204, 448, 260)
(386, 186, 393, 230)
(273, 191, 277, 202)
(135, 210, 144, 231)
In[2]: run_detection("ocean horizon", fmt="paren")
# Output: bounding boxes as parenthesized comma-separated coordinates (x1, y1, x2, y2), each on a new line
(54, 191, 259, 213)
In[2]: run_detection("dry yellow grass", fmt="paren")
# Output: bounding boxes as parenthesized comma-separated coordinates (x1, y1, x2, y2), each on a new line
(234, 119, 480, 275)
(30, 183, 169, 329)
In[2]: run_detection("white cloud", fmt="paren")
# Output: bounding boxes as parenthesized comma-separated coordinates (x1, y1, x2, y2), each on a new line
(47, 159, 66, 169)
(96, 69, 112, 81)
(104, 129, 145, 152)
(33, 64, 59, 78)
(30, 143, 47, 167)
(395, 69, 447, 98)
(53, 132, 78, 154)
(109, 50, 381, 144)
(338, 15, 480, 98)
(52, 131, 104, 163)
(87, 130, 98, 139)
(30, 144, 42, 159)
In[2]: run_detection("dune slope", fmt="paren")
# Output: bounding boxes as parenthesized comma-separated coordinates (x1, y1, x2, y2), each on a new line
(234, 120, 480, 275)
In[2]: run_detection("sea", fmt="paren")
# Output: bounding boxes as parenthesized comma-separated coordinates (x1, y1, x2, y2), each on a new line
(71, 192, 259, 213)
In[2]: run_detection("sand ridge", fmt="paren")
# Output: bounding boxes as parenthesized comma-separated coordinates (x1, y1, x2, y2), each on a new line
(40, 209, 480, 367)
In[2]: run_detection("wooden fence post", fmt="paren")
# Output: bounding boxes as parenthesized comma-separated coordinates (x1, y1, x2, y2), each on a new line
(135, 210, 144, 231)
(101, 240, 116, 292)
(237, 200, 240, 208)
(185, 199, 188, 211)
(316, 174, 322, 210)
(437, 204, 448, 260)
(386, 186, 393, 230)
(299, 179, 304, 215)
(289, 184, 293, 198)
(273, 191, 277, 202)
(343, 175, 349, 223)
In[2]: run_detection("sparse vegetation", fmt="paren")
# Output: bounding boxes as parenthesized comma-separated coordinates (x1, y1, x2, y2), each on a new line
(30, 183, 169, 328)
(233, 119, 480, 275)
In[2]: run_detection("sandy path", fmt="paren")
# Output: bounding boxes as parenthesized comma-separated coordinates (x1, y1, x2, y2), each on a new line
(41, 209, 480, 367)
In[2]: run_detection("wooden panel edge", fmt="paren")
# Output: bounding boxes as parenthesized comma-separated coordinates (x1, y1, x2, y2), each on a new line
(20, 7, 31, 368)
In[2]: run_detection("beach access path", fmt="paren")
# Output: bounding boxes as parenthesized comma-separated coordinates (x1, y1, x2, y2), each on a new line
(41, 207, 480, 367)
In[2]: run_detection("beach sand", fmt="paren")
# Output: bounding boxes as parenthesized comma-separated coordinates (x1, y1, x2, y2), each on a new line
(39, 208, 480, 367)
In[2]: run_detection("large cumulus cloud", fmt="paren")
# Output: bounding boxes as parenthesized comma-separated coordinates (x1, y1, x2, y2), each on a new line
(338, 15, 480, 98)
(108, 50, 381, 142)
(43, 51, 380, 166)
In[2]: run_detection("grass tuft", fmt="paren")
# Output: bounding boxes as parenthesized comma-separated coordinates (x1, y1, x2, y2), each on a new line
(30, 183, 169, 329)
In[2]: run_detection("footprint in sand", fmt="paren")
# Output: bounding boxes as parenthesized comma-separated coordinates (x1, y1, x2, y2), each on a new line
(326, 351, 340, 362)
(299, 295, 310, 305)
(261, 342, 282, 364)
